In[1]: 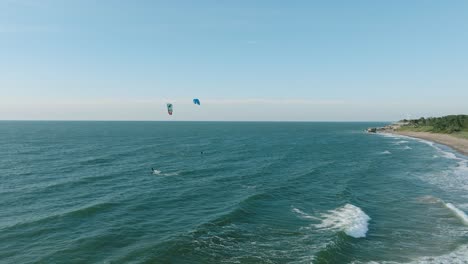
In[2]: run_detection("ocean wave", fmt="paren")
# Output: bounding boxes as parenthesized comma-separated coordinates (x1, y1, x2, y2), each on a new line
(409, 136, 464, 161)
(444, 203, 468, 226)
(423, 152, 468, 193)
(125, 192, 303, 263)
(152, 169, 179, 176)
(292, 208, 321, 220)
(313, 232, 353, 263)
(315, 204, 370, 238)
(1, 201, 117, 233)
(378, 133, 401, 139)
(79, 157, 114, 166)
(380, 150, 392, 155)
(353, 244, 468, 264)
(416, 196, 468, 226)
(402, 146, 412, 150)
(379, 133, 468, 193)
(393, 140, 409, 145)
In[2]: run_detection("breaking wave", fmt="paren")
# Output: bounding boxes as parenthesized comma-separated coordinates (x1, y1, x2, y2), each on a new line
(444, 203, 468, 226)
(379, 133, 468, 194)
(315, 204, 370, 238)
(416, 196, 468, 225)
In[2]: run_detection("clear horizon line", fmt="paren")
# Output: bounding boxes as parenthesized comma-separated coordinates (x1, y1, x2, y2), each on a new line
(0, 119, 394, 123)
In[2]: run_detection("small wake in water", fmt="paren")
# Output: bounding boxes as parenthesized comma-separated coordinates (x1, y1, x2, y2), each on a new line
(152, 169, 179, 176)
(301, 204, 371, 238)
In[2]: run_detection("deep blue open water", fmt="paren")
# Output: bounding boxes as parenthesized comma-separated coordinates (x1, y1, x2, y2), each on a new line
(0, 122, 467, 263)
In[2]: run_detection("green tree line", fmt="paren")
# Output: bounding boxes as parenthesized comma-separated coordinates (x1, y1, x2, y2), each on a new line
(400, 115, 468, 133)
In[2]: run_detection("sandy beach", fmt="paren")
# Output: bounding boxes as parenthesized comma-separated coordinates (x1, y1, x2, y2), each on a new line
(387, 131, 468, 156)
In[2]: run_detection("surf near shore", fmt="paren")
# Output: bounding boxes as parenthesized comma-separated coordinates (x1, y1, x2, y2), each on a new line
(371, 126, 468, 156)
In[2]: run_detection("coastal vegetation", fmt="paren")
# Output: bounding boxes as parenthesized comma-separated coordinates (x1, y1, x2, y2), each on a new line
(398, 115, 468, 139)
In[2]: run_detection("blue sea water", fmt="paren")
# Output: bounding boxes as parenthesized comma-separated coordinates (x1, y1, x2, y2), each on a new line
(0, 121, 467, 263)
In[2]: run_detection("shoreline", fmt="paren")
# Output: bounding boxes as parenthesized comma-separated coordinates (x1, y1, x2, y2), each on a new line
(382, 130, 468, 156)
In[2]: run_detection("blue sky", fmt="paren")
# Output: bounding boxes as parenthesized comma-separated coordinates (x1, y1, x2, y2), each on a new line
(1, 0, 467, 120)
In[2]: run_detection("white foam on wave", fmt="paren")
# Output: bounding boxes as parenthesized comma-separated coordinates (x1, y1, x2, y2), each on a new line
(417, 196, 468, 226)
(409, 136, 463, 161)
(441, 151, 457, 160)
(393, 140, 409, 145)
(315, 204, 371, 238)
(380, 150, 392, 155)
(429, 149, 468, 193)
(378, 133, 401, 139)
(292, 208, 321, 220)
(416, 195, 442, 204)
(152, 169, 179, 176)
(378, 132, 468, 193)
(402, 145, 412, 150)
(353, 244, 468, 264)
(409, 245, 468, 264)
(444, 203, 468, 226)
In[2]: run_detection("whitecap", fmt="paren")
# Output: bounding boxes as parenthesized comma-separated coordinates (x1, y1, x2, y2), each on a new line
(409, 136, 462, 161)
(416, 195, 442, 204)
(444, 203, 468, 226)
(292, 208, 321, 220)
(402, 146, 412, 150)
(152, 169, 179, 176)
(380, 132, 468, 194)
(378, 133, 401, 139)
(380, 150, 392, 155)
(416, 196, 468, 225)
(315, 204, 370, 238)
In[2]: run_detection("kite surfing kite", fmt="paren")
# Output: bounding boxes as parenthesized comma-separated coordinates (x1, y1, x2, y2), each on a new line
(165, 99, 200, 116)
(166, 103, 173, 115)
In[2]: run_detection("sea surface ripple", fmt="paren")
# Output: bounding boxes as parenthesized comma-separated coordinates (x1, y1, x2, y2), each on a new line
(0, 122, 467, 263)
